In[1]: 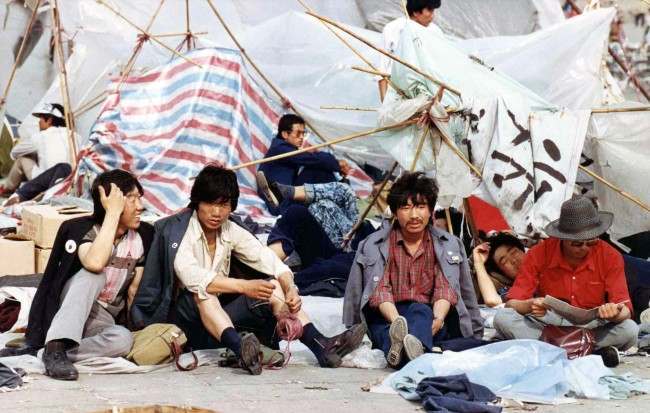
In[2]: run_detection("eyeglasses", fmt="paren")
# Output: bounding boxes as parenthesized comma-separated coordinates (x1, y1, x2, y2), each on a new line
(569, 239, 598, 247)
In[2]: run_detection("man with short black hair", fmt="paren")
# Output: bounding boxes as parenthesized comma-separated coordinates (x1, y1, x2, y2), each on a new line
(378, 0, 443, 101)
(0, 170, 154, 380)
(495, 197, 639, 367)
(0, 103, 77, 202)
(132, 165, 365, 375)
(344, 171, 482, 368)
(257, 114, 350, 214)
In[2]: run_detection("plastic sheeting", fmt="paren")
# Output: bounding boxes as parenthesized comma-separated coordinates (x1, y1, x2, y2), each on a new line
(389, 340, 616, 404)
(457, 9, 618, 110)
(585, 107, 650, 239)
(357, 0, 565, 36)
(378, 20, 590, 236)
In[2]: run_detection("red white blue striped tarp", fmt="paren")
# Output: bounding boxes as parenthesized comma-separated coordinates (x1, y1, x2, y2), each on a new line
(54, 47, 372, 217)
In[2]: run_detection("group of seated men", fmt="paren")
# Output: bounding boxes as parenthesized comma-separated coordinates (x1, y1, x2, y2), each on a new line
(1, 113, 648, 381)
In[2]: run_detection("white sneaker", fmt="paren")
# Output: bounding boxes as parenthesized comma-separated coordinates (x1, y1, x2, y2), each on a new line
(387, 316, 407, 368)
(403, 334, 424, 361)
(640, 308, 650, 324)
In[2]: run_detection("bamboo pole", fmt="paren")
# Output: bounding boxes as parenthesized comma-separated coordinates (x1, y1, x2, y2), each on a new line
(231, 119, 417, 171)
(73, 92, 108, 118)
(112, 0, 166, 94)
(50, 0, 78, 169)
(205, 0, 337, 148)
(566, 0, 650, 102)
(0, 0, 42, 111)
(97, 0, 201, 68)
(579, 165, 650, 212)
(305, 11, 461, 97)
(410, 124, 430, 171)
(184, 0, 191, 51)
(152, 31, 207, 38)
(351, 65, 390, 78)
(320, 105, 377, 112)
(296, 0, 407, 98)
(591, 106, 650, 114)
(444, 208, 453, 234)
(343, 161, 400, 247)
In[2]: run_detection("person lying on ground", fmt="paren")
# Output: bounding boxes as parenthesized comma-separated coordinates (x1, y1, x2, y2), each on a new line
(131, 165, 365, 375)
(0, 103, 77, 205)
(494, 197, 639, 367)
(343, 172, 483, 369)
(267, 203, 376, 297)
(378, 0, 443, 101)
(0, 170, 153, 381)
(472, 232, 526, 308)
(257, 114, 349, 215)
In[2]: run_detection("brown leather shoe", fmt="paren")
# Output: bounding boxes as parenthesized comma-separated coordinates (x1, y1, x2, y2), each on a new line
(238, 333, 263, 375)
(318, 323, 366, 368)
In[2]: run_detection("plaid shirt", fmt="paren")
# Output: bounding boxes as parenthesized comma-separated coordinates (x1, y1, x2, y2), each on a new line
(369, 227, 457, 308)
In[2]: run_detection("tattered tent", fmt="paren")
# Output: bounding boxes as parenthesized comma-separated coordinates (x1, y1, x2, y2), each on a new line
(3, 0, 648, 238)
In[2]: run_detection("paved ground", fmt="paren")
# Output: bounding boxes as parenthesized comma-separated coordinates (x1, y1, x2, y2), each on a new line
(4, 354, 650, 413)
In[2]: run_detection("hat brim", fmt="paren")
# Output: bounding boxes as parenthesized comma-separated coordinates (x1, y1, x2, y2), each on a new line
(32, 111, 64, 120)
(544, 211, 614, 241)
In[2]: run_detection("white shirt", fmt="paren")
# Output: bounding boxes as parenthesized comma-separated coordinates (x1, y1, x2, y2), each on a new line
(174, 212, 292, 300)
(10, 127, 77, 176)
(379, 17, 444, 77)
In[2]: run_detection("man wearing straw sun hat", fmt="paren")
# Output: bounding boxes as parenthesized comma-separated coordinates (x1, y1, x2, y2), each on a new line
(494, 196, 638, 367)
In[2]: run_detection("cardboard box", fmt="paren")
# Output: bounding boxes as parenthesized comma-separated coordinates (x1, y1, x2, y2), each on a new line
(0, 235, 35, 276)
(35, 247, 53, 274)
(19, 205, 91, 248)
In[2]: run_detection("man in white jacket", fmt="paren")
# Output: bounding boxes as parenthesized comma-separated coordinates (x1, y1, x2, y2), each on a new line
(0, 103, 76, 203)
(378, 0, 443, 101)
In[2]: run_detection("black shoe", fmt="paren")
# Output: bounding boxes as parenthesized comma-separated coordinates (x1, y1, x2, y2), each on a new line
(238, 333, 262, 375)
(317, 324, 366, 368)
(594, 346, 620, 368)
(256, 171, 281, 208)
(0, 345, 39, 357)
(43, 341, 78, 381)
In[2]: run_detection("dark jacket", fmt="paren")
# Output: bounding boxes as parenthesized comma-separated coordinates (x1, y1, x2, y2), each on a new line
(343, 222, 484, 339)
(131, 209, 193, 329)
(258, 137, 340, 186)
(131, 209, 257, 328)
(25, 216, 154, 348)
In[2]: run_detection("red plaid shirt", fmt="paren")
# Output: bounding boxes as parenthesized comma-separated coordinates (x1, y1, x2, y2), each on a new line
(369, 228, 457, 307)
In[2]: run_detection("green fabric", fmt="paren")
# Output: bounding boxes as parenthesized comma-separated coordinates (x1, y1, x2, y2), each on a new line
(0, 123, 14, 177)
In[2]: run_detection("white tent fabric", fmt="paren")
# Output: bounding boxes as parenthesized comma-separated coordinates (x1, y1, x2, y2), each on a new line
(378, 20, 590, 236)
(457, 8, 618, 110)
(357, 0, 566, 36)
(585, 107, 650, 239)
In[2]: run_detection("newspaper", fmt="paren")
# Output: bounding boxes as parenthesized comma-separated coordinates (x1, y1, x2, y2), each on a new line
(542, 295, 600, 325)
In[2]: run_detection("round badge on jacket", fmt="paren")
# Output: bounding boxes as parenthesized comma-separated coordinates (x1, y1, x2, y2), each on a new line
(65, 239, 77, 254)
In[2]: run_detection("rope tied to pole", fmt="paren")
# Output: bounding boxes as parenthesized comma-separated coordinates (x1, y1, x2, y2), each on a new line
(136, 33, 150, 44)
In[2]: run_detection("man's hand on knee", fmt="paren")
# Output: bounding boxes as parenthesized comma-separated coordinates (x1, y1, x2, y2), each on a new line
(242, 279, 276, 301)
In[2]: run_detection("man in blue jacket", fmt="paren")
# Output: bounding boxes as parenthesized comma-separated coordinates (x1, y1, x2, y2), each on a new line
(257, 114, 350, 215)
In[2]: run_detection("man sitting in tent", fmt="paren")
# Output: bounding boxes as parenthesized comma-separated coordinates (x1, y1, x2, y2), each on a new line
(343, 172, 483, 369)
(0, 103, 77, 205)
(0, 170, 154, 380)
(378, 0, 443, 101)
(257, 113, 350, 215)
(131, 165, 365, 375)
(494, 197, 639, 367)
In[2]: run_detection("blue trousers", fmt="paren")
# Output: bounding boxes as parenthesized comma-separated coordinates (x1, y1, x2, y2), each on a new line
(268, 204, 374, 289)
(16, 162, 71, 201)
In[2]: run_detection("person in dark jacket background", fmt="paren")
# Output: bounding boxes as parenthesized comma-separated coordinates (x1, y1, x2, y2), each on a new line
(257, 114, 351, 215)
(0, 170, 153, 381)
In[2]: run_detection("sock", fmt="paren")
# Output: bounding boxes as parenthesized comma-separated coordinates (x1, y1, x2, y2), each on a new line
(299, 322, 327, 362)
(219, 327, 242, 358)
(274, 182, 295, 201)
